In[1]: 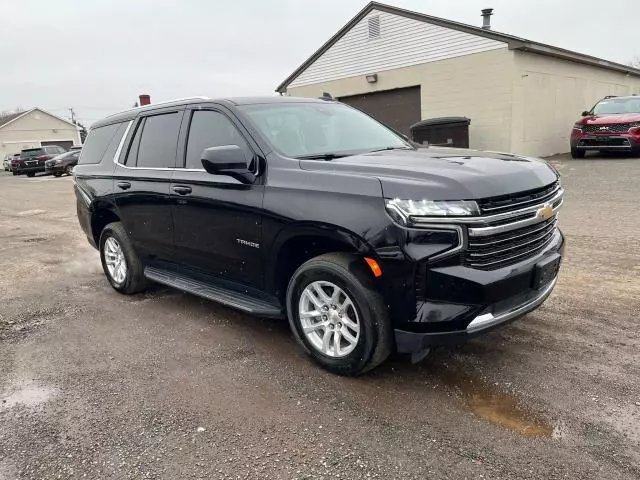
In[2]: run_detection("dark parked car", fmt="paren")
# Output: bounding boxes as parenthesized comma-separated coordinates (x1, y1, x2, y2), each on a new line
(74, 96, 564, 375)
(12, 145, 67, 176)
(45, 150, 81, 177)
(570, 95, 640, 158)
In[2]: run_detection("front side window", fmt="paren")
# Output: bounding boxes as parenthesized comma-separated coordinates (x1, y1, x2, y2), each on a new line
(184, 110, 252, 170)
(135, 112, 181, 168)
(592, 97, 640, 115)
(239, 102, 409, 158)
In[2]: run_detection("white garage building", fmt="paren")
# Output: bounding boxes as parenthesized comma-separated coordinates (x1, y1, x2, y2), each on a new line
(277, 2, 640, 156)
(0, 108, 82, 159)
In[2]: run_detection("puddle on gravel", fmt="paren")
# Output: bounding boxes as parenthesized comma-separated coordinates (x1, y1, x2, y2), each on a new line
(0, 381, 57, 411)
(435, 366, 553, 437)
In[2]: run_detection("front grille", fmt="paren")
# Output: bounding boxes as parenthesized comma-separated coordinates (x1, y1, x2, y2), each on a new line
(477, 181, 560, 215)
(465, 217, 558, 270)
(578, 137, 631, 147)
(582, 123, 639, 134)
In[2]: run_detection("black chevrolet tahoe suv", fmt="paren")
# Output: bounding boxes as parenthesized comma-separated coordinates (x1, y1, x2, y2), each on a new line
(74, 96, 564, 375)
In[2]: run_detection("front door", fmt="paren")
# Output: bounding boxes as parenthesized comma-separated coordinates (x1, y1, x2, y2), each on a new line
(113, 110, 184, 262)
(170, 107, 264, 288)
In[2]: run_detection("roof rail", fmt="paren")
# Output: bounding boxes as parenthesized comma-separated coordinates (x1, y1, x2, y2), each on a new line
(105, 96, 210, 118)
(603, 95, 618, 99)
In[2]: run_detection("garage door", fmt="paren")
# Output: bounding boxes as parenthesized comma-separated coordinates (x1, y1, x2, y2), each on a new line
(339, 86, 421, 135)
(41, 140, 74, 150)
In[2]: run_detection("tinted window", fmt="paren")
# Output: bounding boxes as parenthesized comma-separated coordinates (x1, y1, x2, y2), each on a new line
(21, 148, 45, 158)
(78, 123, 120, 165)
(185, 110, 251, 170)
(125, 120, 144, 166)
(136, 112, 181, 168)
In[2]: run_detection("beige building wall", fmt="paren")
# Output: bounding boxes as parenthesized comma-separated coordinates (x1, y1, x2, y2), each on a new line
(510, 52, 640, 157)
(0, 110, 80, 157)
(287, 48, 516, 153)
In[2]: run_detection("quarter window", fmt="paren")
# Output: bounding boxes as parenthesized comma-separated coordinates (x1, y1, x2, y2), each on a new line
(135, 112, 181, 168)
(185, 110, 252, 170)
(78, 123, 121, 165)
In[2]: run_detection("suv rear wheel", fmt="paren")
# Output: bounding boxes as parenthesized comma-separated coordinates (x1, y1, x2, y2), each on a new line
(286, 253, 392, 375)
(99, 222, 147, 294)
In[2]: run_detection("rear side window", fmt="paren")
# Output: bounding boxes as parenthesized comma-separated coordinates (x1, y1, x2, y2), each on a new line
(78, 123, 122, 165)
(135, 112, 181, 168)
(185, 110, 251, 170)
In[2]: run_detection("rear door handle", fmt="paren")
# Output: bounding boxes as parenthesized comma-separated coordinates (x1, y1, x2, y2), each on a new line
(117, 181, 131, 190)
(172, 185, 192, 195)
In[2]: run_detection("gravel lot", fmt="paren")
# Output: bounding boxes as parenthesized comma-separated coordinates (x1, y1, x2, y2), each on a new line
(0, 156, 639, 479)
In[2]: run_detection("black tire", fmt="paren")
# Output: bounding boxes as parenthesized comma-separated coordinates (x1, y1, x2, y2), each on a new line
(571, 148, 586, 159)
(26, 171, 35, 177)
(12, 171, 18, 176)
(53, 173, 62, 178)
(286, 253, 393, 375)
(99, 222, 147, 294)
(65, 165, 74, 175)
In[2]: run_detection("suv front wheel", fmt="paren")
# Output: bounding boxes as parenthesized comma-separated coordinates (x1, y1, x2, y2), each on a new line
(286, 253, 392, 375)
(571, 147, 586, 159)
(99, 222, 147, 294)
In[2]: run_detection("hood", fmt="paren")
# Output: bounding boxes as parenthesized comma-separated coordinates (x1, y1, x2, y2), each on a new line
(299, 147, 558, 201)
(578, 113, 640, 125)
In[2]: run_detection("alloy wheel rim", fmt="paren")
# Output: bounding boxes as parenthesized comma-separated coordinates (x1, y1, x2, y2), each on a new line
(104, 237, 127, 284)
(298, 281, 360, 358)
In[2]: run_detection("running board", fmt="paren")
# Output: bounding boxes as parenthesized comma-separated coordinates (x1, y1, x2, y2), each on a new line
(144, 266, 283, 318)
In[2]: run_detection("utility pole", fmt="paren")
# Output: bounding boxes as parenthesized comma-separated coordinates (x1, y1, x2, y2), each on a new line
(69, 107, 76, 124)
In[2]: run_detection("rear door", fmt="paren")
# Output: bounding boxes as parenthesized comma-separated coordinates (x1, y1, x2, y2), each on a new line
(113, 109, 184, 262)
(169, 106, 265, 287)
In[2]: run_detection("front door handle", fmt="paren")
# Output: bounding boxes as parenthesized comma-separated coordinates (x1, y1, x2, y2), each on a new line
(117, 181, 131, 190)
(172, 185, 192, 195)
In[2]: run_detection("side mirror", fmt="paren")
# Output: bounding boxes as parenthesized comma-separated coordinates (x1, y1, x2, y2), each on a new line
(581, 111, 590, 116)
(201, 145, 255, 184)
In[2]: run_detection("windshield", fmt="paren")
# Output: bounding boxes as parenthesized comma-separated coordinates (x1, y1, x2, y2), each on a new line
(239, 102, 410, 158)
(592, 97, 640, 115)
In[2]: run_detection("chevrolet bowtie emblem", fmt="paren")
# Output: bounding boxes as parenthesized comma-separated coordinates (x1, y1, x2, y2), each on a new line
(537, 204, 553, 220)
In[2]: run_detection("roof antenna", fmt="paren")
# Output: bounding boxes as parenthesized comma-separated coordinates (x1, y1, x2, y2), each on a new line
(319, 92, 334, 101)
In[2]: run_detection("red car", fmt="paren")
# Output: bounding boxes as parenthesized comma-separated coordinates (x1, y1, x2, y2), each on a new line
(570, 95, 640, 158)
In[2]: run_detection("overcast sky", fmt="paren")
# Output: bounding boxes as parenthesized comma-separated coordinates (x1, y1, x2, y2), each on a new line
(1, 0, 638, 126)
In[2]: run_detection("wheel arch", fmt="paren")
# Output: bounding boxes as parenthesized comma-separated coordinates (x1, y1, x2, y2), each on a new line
(266, 223, 378, 303)
(90, 203, 121, 246)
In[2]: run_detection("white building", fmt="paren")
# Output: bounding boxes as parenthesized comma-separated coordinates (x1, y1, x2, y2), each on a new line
(0, 108, 82, 158)
(277, 2, 640, 156)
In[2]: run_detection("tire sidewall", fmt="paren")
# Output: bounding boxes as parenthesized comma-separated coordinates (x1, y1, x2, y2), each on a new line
(99, 225, 132, 292)
(287, 262, 378, 374)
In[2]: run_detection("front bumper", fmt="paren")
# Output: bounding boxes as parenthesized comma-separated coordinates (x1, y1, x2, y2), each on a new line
(571, 133, 640, 152)
(392, 229, 565, 353)
(45, 163, 65, 174)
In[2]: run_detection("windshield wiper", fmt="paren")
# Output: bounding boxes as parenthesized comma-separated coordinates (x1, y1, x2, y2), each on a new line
(296, 153, 350, 161)
(367, 146, 414, 153)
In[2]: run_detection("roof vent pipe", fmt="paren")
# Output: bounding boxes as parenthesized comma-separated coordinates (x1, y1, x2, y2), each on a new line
(481, 8, 493, 30)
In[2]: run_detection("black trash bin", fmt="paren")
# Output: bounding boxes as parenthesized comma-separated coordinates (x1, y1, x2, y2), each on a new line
(410, 117, 471, 148)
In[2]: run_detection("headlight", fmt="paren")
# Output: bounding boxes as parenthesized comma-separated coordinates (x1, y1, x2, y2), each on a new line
(386, 198, 479, 225)
(572, 123, 583, 131)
